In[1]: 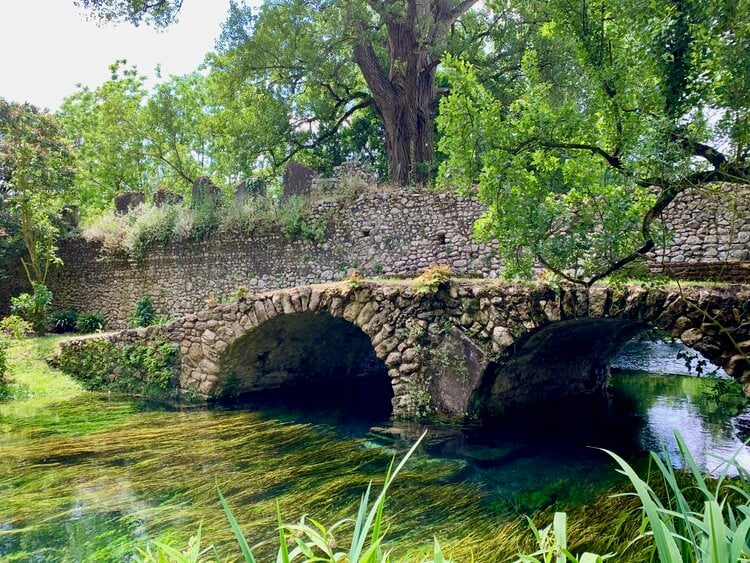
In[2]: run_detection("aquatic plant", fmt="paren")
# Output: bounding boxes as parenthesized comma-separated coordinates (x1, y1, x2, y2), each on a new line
(521, 431, 750, 562)
(517, 512, 612, 562)
(603, 431, 750, 562)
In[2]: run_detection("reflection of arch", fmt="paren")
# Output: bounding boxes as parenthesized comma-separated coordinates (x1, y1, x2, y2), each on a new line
(216, 312, 393, 413)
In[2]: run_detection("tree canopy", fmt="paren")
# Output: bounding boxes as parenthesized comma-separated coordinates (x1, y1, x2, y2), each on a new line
(438, 0, 750, 285)
(0, 100, 75, 284)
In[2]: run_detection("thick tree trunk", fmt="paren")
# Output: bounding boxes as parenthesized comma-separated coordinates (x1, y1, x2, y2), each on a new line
(379, 74, 435, 185)
(353, 0, 477, 185)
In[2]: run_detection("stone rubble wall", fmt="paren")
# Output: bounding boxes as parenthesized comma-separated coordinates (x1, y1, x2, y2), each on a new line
(43, 190, 502, 328)
(3, 185, 749, 328)
(655, 184, 750, 264)
(57, 281, 750, 420)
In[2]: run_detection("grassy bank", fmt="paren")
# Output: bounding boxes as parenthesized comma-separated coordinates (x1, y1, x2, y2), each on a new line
(0, 335, 81, 410)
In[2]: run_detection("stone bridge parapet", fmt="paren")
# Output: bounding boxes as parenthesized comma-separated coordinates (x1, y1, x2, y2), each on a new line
(60, 280, 750, 421)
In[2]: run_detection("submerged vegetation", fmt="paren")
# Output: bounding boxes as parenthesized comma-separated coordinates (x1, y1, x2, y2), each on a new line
(1, 337, 749, 561)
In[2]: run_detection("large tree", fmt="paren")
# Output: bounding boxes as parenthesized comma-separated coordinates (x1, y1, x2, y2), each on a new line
(0, 100, 75, 285)
(438, 0, 750, 285)
(76, 0, 486, 185)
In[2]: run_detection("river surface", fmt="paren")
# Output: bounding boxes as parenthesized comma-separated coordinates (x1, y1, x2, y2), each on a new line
(1, 339, 749, 561)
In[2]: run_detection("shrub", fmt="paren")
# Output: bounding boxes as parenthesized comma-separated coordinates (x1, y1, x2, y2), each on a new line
(124, 204, 179, 259)
(48, 310, 79, 333)
(414, 264, 454, 295)
(54, 338, 178, 397)
(278, 196, 327, 243)
(129, 296, 156, 328)
(76, 312, 104, 334)
(0, 337, 8, 387)
(10, 283, 53, 335)
(0, 315, 34, 339)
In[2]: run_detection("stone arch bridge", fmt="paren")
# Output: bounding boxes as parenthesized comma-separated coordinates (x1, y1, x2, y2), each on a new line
(63, 281, 750, 421)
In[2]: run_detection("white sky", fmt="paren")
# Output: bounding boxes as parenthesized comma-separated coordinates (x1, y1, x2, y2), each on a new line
(0, 0, 236, 111)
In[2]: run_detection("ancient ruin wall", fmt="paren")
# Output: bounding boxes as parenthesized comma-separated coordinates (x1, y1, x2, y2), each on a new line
(3, 185, 750, 329)
(44, 190, 503, 328)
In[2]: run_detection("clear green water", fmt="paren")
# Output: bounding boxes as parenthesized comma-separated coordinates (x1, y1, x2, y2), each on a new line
(1, 341, 749, 561)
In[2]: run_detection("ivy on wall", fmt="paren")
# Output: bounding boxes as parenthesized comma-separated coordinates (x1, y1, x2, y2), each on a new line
(53, 338, 178, 398)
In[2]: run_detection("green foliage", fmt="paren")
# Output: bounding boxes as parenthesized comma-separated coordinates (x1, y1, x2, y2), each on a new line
(75, 312, 104, 334)
(211, 432, 428, 563)
(0, 315, 34, 340)
(277, 196, 327, 243)
(55, 337, 178, 397)
(129, 296, 156, 328)
(414, 265, 454, 295)
(73, 0, 182, 27)
(10, 283, 54, 335)
(521, 431, 750, 562)
(601, 430, 750, 561)
(517, 512, 612, 562)
(0, 99, 74, 285)
(0, 337, 8, 390)
(438, 0, 750, 284)
(48, 310, 79, 334)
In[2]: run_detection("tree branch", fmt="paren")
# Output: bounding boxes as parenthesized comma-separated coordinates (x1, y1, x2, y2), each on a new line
(541, 141, 625, 171)
(447, 0, 481, 25)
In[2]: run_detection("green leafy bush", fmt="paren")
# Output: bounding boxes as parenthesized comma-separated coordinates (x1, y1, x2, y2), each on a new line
(10, 283, 53, 335)
(49, 310, 79, 333)
(129, 296, 156, 328)
(54, 338, 178, 397)
(278, 196, 327, 243)
(0, 315, 34, 339)
(76, 312, 104, 334)
(0, 337, 8, 389)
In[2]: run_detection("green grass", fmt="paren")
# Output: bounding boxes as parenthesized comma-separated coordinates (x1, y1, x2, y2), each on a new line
(0, 335, 82, 408)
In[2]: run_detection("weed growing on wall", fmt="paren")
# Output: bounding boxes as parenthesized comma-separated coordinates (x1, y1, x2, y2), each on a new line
(414, 265, 453, 295)
(54, 338, 178, 398)
(83, 195, 330, 261)
(278, 196, 327, 243)
(129, 296, 157, 328)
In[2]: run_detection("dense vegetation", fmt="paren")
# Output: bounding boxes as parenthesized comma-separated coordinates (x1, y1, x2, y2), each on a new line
(2, 0, 748, 289)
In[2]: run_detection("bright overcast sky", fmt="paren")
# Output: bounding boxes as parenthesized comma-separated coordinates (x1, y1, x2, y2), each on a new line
(0, 0, 238, 111)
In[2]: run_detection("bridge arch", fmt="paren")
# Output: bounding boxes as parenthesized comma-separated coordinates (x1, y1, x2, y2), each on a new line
(93, 280, 747, 422)
(465, 285, 750, 420)
(216, 311, 392, 410)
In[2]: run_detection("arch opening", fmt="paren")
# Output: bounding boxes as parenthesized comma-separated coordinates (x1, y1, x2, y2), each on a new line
(474, 318, 648, 419)
(220, 312, 393, 416)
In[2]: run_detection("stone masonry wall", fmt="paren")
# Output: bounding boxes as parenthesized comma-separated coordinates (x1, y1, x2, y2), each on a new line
(3, 184, 749, 328)
(44, 190, 503, 328)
